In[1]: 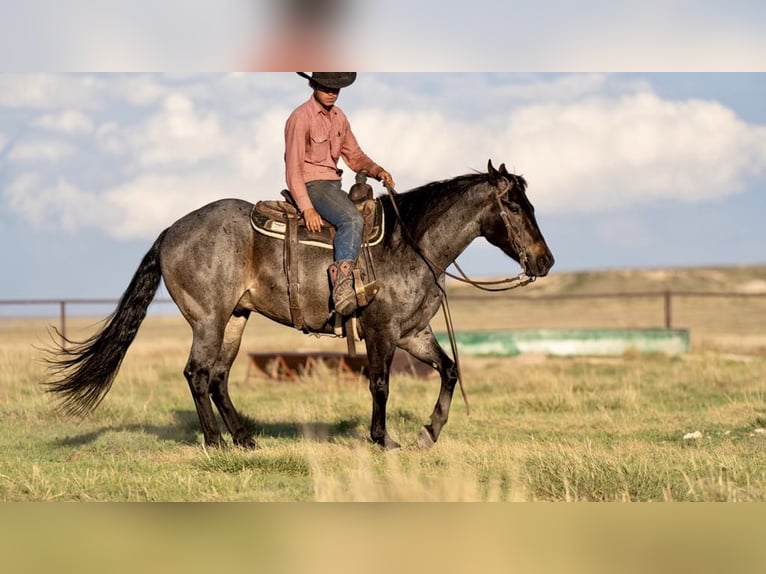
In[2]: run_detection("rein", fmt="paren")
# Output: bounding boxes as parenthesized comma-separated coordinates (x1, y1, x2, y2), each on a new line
(383, 180, 536, 416)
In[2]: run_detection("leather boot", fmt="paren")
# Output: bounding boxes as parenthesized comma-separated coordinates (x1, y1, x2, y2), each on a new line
(328, 260, 357, 316)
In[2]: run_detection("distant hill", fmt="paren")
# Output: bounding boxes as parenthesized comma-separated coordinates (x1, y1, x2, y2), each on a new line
(447, 265, 766, 297)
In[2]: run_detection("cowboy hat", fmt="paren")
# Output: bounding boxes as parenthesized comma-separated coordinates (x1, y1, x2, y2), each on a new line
(297, 72, 357, 89)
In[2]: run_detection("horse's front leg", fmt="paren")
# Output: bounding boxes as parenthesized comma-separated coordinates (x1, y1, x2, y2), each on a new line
(398, 326, 459, 449)
(365, 335, 400, 450)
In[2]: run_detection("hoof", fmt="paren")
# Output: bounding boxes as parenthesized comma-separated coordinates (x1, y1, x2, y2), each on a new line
(415, 427, 435, 450)
(384, 437, 401, 451)
(205, 438, 227, 449)
(236, 437, 260, 450)
(374, 435, 401, 450)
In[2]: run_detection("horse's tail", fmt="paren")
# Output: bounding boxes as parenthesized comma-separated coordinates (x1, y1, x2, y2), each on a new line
(45, 229, 169, 416)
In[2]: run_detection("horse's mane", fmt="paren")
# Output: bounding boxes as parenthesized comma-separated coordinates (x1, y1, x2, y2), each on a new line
(382, 173, 485, 241)
(381, 170, 528, 244)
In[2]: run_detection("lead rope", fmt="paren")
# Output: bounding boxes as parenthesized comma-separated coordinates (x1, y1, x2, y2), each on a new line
(440, 288, 470, 415)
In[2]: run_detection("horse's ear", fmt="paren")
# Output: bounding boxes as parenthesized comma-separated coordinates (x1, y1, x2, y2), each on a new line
(488, 159, 498, 183)
(487, 159, 509, 192)
(499, 163, 509, 175)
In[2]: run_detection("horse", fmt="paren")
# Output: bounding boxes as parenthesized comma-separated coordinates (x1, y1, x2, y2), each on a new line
(45, 160, 554, 450)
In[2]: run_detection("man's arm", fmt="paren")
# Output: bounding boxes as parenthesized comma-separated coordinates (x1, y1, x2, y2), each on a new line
(341, 124, 395, 189)
(284, 111, 314, 213)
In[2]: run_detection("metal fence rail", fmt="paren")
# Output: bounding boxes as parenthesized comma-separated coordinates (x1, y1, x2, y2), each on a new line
(0, 298, 175, 341)
(1, 290, 765, 341)
(449, 290, 766, 330)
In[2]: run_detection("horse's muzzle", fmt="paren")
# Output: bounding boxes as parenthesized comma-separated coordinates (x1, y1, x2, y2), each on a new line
(526, 250, 554, 278)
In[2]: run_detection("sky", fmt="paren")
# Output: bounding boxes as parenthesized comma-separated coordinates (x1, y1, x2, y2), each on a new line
(0, 2, 765, 306)
(0, 72, 764, 306)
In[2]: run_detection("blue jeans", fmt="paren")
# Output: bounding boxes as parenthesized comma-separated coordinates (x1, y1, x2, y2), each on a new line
(306, 180, 364, 263)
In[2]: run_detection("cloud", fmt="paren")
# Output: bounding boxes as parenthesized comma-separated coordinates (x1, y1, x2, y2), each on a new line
(0, 74, 105, 109)
(7, 139, 76, 162)
(5, 173, 111, 232)
(352, 87, 766, 216)
(2, 74, 766, 243)
(503, 92, 766, 212)
(129, 93, 231, 167)
(33, 110, 94, 134)
(103, 173, 255, 238)
(4, 171, 256, 240)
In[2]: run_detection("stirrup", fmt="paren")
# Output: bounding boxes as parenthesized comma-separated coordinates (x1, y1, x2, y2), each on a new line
(353, 270, 378, 308)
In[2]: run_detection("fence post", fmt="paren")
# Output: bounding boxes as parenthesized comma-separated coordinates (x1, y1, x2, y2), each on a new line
(664, 290, 672, 329)
(59, 300, 67, 345)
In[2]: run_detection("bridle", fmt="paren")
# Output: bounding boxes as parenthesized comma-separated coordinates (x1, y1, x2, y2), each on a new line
(384, 180, 537, 292)
(452, 187, 537, 291)
(383, 177, 538, 415)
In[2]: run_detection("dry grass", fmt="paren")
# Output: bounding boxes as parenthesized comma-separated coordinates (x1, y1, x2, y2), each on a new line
(1, 266, 765, 501)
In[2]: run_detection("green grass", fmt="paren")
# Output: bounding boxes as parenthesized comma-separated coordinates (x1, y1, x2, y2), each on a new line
(1, 311, 766, 501)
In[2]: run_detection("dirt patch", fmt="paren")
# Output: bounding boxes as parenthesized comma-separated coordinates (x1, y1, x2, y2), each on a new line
(739, 279, 766, 294)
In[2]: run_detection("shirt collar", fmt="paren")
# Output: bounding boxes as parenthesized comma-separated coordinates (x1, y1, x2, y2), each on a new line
(308, 95, 337, 117)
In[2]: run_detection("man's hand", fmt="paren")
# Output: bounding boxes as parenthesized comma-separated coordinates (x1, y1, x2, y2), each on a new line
(302, 207, 323, 233)
(378, 170, 396, 190)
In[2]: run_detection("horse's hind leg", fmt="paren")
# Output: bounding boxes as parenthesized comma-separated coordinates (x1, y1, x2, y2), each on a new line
(184, 322, 227, 448)
(398, 326, 459, 449)
(209, 310, 258, 450)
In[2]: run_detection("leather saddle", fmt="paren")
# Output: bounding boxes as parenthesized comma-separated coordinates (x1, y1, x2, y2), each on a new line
(251, 192, 384, 249)
(249, 174, 385, 344)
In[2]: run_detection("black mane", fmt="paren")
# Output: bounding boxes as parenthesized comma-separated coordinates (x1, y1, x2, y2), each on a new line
(380, 170, 528, 244)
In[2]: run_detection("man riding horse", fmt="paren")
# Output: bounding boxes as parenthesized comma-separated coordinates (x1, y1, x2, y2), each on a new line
(284, 72, 396, 316)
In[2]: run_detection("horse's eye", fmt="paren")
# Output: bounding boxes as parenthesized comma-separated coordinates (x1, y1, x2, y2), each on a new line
(507, 203, 521, 214)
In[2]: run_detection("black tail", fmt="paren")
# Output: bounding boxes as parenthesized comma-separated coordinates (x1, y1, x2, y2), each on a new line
(45, 229, 169, 416)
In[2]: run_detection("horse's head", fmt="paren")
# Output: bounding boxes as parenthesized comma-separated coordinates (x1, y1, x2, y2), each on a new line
(481, 160, 554, 278)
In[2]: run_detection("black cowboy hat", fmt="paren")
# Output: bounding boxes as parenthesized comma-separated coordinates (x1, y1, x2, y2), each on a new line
(297, 72, 357, 89)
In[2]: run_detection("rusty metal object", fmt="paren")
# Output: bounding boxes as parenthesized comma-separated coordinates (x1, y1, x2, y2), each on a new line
(245, 350, 433, 382)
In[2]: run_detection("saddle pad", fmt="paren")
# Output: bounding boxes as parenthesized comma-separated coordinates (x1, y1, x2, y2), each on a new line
(250, 198, 385, 249)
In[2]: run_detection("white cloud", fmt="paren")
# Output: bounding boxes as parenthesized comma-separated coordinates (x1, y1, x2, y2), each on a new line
(129, 93, 231, 167)
(503, 92, 766, 212)
(106, 75, 172, 107)
(4, 171, 255, 240)
(234, 107, 292, 181)
(3, 74, 766, 243)
(33, 110, 94, 134)
(352, 88, 766, 215)
(0, 74, 105, 109)
(5, 173, 111, 232)
(102, 173, 254, 238)
(8, 140, 76, 162)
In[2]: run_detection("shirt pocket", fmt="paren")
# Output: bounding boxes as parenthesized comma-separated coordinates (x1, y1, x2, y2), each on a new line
(308, 125, 331, 163)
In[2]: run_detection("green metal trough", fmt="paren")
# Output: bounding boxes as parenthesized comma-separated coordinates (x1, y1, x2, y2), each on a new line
(435, 328, 690, 357)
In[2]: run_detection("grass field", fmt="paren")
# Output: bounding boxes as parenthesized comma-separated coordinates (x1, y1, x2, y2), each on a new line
(1, 267, 765, 501)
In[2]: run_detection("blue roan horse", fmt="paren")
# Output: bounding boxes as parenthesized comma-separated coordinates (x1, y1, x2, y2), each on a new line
(46, 160, 554, 450)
